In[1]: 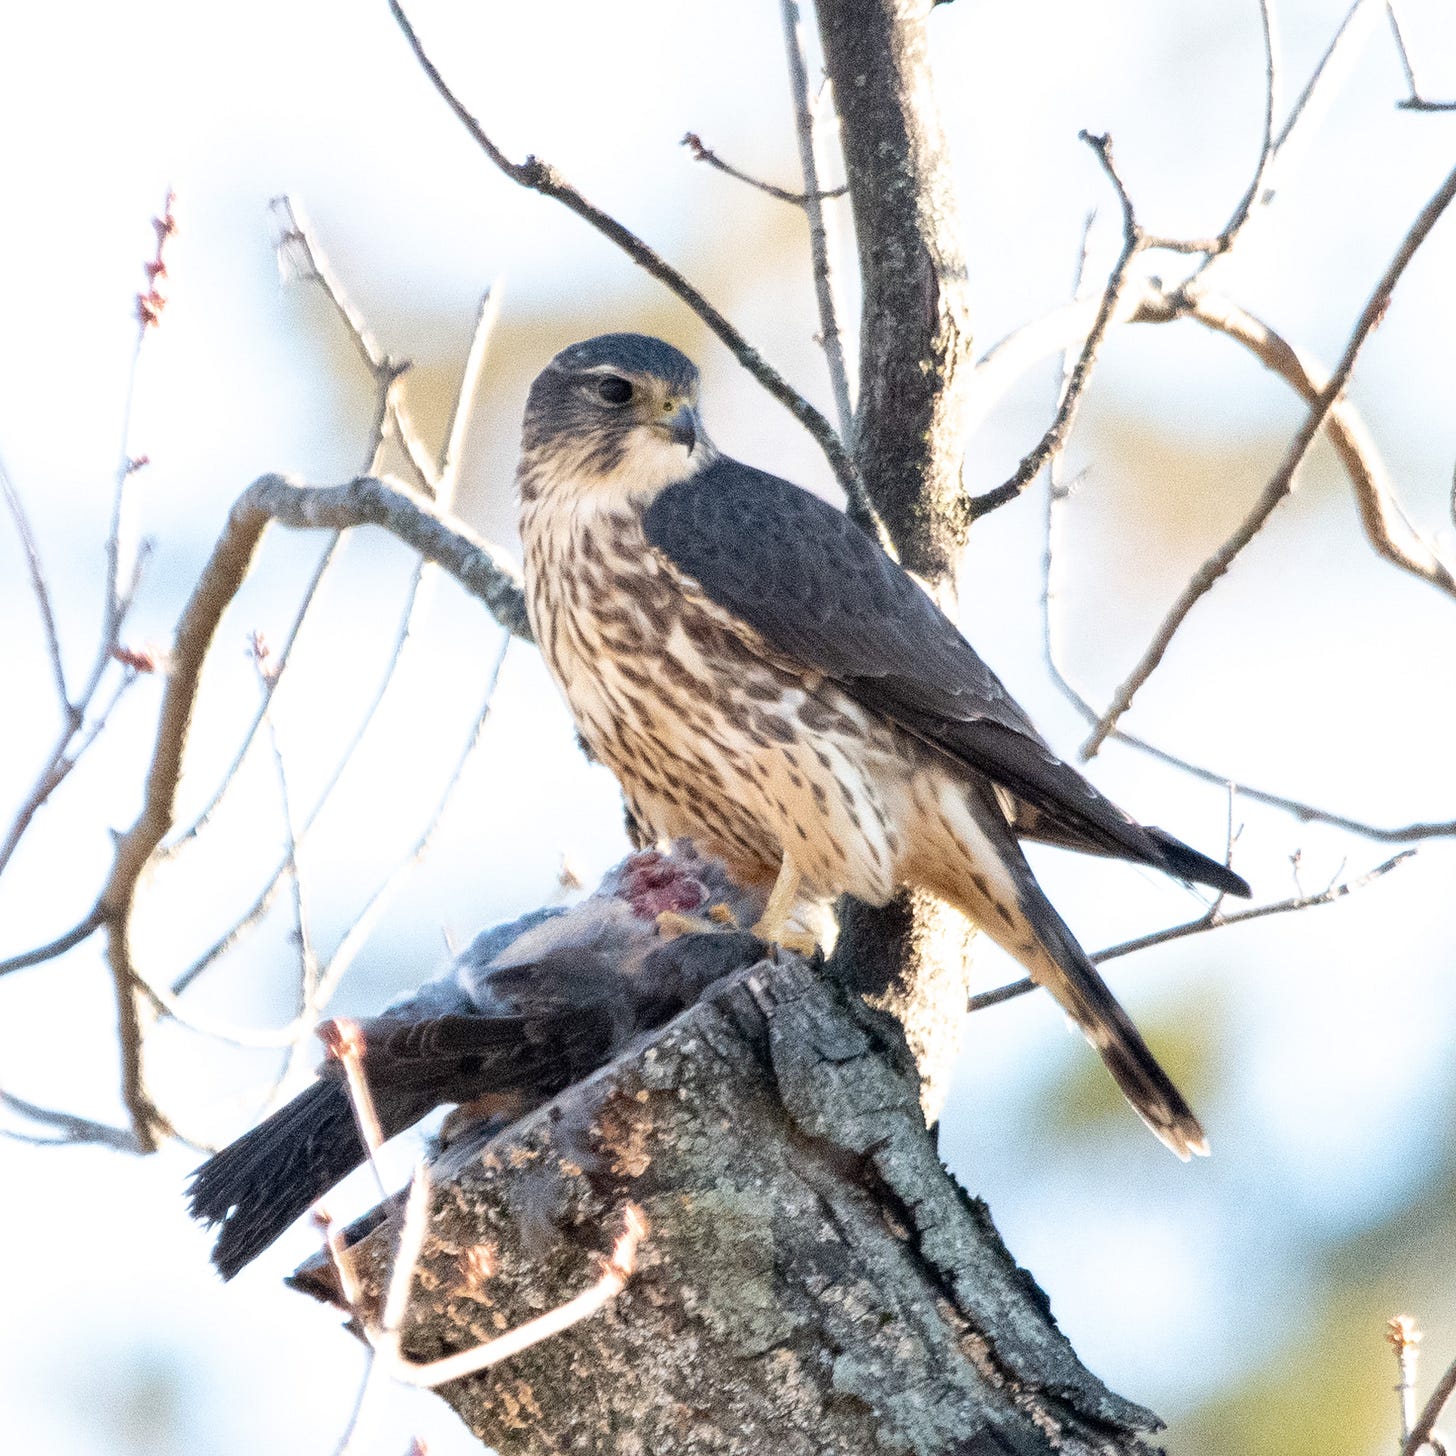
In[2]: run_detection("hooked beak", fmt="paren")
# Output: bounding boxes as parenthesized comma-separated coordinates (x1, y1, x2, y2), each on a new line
(659, 403, 698, 454)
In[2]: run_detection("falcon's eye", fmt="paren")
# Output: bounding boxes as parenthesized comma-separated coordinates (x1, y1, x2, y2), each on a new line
(596, 376, 634, 406)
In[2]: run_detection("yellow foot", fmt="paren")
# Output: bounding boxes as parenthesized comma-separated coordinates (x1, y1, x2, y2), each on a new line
(658, 902, 747, 939)
(751, 924, 820, 958)
(655, 909, 722, 939)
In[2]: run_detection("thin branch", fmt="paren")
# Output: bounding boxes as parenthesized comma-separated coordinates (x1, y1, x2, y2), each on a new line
(1152, 0, 1284, 277)
(1159, 285, 1456, 599)
(385, 0, 884, 539)
(271, 197, 439, 494)
(968, 850, 1415, 1013)
(0, 905, 104, 978)
(253, 644, 322, 1106)
(100, 190, 175, 670)
(1269, 0, 1384, 172)
(372, 1194, 648, 1388)
(0, 195, 174, 882)
(1197, 0, 1281, 263)
(964, 134, 1145, 522)
(1391, 1316, 1423, 1451)
(1081, 158, 1456, 759)
(158, 532, 351, 860)
(438, 283, 502, 499)
(1403, 1348, 1456, 1456)
(309, 631, 510, 1011)
(1, 452, 68, 706)
(0, 1088, 143, 1152)
(681, 132, 846, 205)
(321, 1019, 390, 1201)
(780, 0, 854, 443)
(1387, 2, 1456, 112)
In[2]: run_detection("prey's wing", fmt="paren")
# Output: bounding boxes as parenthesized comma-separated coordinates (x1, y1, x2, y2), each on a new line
(643, 460, 1246, 897)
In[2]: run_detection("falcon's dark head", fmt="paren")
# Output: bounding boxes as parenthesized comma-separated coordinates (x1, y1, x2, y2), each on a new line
(519, 333, 711, 505)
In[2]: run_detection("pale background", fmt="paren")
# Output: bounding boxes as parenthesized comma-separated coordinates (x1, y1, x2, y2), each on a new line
(1, 2, 1454, 1452)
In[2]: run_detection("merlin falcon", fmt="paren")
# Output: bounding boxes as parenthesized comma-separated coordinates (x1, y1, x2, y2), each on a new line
(518, 333, 1250, 1157)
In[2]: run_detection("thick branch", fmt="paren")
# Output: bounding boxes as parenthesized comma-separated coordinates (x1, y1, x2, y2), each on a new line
(295, 958, 1163, 1456)
(96, 474, 527, 1145)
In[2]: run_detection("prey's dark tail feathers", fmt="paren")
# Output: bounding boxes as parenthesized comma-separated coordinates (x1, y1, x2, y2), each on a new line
(189, 931, 767, 1280)
(188, 1010, 572, 1280)
(188, 1078, 396, 1281)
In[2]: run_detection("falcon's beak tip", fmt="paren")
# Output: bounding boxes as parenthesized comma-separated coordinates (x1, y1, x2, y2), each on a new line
(663, 404, 698, 454)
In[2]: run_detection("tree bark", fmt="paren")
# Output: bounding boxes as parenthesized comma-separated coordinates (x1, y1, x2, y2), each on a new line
(817, 0, 980, 1124)
(299, 957, 1163, 1455)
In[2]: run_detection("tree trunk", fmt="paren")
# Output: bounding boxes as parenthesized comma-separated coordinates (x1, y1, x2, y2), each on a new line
(297, 957, 1162, 1455)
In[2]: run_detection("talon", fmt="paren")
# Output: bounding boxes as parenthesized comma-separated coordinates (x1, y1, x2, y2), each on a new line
(655, 909, 717, 938)
(751, 926, 821, 960)
(707, 901, 738, 926)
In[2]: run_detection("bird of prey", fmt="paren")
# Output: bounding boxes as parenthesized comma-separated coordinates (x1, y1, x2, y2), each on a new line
(189, 846, 764, 1278)
(517, 333, 1250, 1158)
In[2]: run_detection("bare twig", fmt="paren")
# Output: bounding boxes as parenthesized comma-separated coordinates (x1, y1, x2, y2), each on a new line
(309, 631, 510, 1011)
(385, 0, 881, 536)
(1265, 0, 1384, 177)
(1081, 158, 1456, 758)
(1, 452, 68, 706)
(0, 1088, 143, 1152)
(158, 532, 351, 860)
(1387, 3, 1456, 112)
(0, 906, 105, 978)
(252, 643, 324, 1105)
(1403, 1345, 1456, 1456)
(321, 1018, 390, 1200)
(1392, 1316, 1423, 1450)
(373, 1191, 647, 1388)
(1156, 285, 1456, 600)
(964, 134, 1145, 523)
(780, 0, 854, 442)
(103, 190, 174, 651)
(967, 851, 1415, 1013)
(1196, 0, 1280, 264)
(0, 194, 175, 884)
(681, 133, 846, 205)
(438, 284, 502, 497)
(271, 197, 438, 492)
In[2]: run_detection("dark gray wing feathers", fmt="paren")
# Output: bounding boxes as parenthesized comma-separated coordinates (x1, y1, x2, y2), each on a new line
(643, 462, 1248, 899)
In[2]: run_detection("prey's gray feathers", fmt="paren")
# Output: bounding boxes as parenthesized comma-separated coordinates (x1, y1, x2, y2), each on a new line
(189, 847, 766, 1279)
